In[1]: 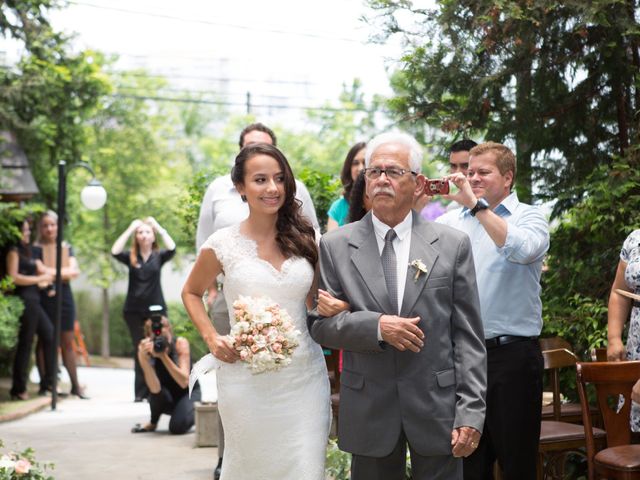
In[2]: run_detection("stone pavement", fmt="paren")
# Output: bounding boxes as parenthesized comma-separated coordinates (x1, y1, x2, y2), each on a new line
(0, 366, 219, 480)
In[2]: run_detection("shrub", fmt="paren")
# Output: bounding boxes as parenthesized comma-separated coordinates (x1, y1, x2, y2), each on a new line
(0, 439, 54, 480)
(166, 301, 208, 361)
(0, 293, 23, 376)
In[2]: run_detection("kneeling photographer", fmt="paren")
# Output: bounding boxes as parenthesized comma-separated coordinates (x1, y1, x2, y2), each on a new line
(131, 310, 200, 434)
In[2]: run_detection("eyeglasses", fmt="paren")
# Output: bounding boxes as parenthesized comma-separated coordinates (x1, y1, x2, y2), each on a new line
(363, 167, 418, 180)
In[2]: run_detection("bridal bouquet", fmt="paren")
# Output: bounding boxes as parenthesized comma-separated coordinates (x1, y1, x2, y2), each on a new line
(230, 295, 301, 374)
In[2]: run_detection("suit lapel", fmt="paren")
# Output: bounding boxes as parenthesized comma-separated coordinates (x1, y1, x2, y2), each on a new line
(350, 214, 395, 314)
(400, 212, 440, 316)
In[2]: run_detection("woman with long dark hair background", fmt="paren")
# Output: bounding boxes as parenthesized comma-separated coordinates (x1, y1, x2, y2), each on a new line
(6, 219, 55, 400)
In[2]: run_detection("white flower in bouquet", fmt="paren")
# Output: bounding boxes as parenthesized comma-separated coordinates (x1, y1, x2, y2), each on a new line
(230, 295, 301, 374)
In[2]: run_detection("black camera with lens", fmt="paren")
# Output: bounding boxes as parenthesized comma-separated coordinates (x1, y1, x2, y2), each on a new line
(149, 305, 168, 353)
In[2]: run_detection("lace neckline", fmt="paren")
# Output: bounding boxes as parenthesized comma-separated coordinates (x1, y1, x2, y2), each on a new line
(231, 224, 295, 275)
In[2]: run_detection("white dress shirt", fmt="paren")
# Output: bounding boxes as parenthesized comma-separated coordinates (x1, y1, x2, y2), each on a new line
(371, 211, 413, 316)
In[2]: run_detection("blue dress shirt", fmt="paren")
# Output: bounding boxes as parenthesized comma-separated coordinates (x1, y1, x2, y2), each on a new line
(437, 192, 549, 339)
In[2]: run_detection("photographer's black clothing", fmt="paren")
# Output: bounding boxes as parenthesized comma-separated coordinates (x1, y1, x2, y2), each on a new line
(124, 311, 150, 400)
(10, 245, 55, 395)
(113, 248, 176, 314)
(148, 339, 200, 434)
(113, 247, 175, 399)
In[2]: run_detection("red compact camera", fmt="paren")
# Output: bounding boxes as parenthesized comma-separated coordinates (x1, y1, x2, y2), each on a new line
(425, 179, 450, 195)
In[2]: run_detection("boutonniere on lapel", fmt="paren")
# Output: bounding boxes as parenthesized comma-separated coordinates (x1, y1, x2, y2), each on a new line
(409, 259, 428, 282)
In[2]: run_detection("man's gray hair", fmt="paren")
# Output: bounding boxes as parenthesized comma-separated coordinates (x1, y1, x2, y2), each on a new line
(365, 132, 423, 173)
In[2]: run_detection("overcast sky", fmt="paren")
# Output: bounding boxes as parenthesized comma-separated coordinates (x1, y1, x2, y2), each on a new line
(2, 0, 408, 127)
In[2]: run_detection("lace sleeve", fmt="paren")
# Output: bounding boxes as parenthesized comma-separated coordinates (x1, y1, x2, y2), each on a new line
(200, 228, 228, 267)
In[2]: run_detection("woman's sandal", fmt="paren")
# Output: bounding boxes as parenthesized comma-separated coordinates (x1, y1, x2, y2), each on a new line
(131, 423, 156, 433)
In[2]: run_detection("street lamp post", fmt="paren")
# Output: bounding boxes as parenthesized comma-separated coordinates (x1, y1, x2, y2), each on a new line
(51, 160, 106, 410)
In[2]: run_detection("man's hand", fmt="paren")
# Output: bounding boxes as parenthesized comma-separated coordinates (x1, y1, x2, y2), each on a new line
(206, 285, 218, 309)
(632, 379, 640, 404)
(443, 172, 476, 209)
(317, 289, 351, 317)
(379, 315, 424, 352)
(451, 426, 481, 458)
(412, 190, 432, 213)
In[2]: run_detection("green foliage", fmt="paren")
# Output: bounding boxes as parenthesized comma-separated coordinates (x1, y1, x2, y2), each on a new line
(75, 291, 131, 356)
(166, 301, 208, 361)
(0, 439, 54, 480)
(297, 168, 342, 232)
(0, 293, 24, 375)
(0, 203, 45, 249)
(542, 154, 640, 359)
(370, 0, 639, 207)
(325, 439, 351, 480)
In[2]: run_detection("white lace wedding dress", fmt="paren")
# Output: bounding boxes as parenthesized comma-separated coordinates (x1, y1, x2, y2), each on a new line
(202, 224, 331, 480)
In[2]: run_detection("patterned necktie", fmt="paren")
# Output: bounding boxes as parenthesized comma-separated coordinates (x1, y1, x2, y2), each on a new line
(381, 229, 398, 313)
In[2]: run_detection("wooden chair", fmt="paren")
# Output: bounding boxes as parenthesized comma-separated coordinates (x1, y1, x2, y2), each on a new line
(576, 361, 640, 480)
(540, 337, 597, 424)
(538, 348, 606, 479)
(591, 348, 608, 362)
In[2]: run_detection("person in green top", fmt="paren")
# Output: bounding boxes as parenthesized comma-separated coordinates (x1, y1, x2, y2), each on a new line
(327, 142, 366, 231)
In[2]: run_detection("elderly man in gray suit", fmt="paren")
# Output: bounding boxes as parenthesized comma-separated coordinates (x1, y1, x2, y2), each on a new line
(308, 132, 487, 480)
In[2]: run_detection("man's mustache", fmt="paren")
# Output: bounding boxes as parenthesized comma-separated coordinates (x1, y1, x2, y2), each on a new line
(372, 187, 395, 197)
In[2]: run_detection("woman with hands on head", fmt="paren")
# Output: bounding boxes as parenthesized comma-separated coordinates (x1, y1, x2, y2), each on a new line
(112, 216, 176, 402)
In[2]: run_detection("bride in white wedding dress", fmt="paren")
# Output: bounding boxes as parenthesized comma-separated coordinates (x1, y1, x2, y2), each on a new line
(182, 143, 331, 480)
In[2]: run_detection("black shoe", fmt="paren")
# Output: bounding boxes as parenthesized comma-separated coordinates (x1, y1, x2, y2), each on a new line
(70, 387, 90, 400)
(213, 458, 222, 480)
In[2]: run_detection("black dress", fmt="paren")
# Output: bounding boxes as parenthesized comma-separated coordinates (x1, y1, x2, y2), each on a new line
(10, 244, 55, 395)
(40, 245, 76, 333)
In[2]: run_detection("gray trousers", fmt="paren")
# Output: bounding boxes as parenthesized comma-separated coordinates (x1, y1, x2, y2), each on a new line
(210, 289, 230, 459)
(351, 430, 462, 480)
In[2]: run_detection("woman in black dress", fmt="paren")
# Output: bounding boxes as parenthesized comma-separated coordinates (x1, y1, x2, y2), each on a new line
(111, 217, 176, 401)
(36, 211, 87, 398)
(7, 219, 55, 400)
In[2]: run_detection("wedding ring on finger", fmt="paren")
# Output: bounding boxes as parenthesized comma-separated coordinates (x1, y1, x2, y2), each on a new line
(470, 442, 478, 448)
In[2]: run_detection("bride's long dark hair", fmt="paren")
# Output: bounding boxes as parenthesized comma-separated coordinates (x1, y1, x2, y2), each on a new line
(231, 143, 318, 267)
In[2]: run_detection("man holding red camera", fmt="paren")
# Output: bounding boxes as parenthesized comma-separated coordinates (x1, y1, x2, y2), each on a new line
(437, 141, 549, 480)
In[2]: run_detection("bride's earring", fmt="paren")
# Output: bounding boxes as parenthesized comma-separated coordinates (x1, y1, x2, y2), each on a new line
(240, 195, 247, 202)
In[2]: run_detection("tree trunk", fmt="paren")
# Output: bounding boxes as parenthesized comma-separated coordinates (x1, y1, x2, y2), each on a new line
(101, 287, 110, 358)
(100, 206, 111, 358)
(515, 32, 534, 203)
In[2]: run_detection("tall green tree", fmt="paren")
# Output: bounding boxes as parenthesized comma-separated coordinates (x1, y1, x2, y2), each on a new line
(68, 70, 210, 356)
(369, 0, 639, 207)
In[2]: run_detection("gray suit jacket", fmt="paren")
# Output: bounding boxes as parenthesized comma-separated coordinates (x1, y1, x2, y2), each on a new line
(308, 211, 486, 457)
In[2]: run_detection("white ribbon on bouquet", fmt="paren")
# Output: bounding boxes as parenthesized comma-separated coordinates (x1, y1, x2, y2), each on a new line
(189, 353, 219, 397)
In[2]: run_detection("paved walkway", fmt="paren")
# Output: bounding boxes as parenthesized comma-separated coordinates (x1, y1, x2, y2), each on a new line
(0, 366, 218, 480)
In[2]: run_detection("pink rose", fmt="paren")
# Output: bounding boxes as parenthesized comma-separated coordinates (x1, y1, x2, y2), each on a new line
(15, 459, 31, 474)
(241, 334, 248, 342)
(272, 343, 282, 353)
(247, 335, 254, 344)
(250, 344, 259, 353)
(240, 350, 250, 360)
